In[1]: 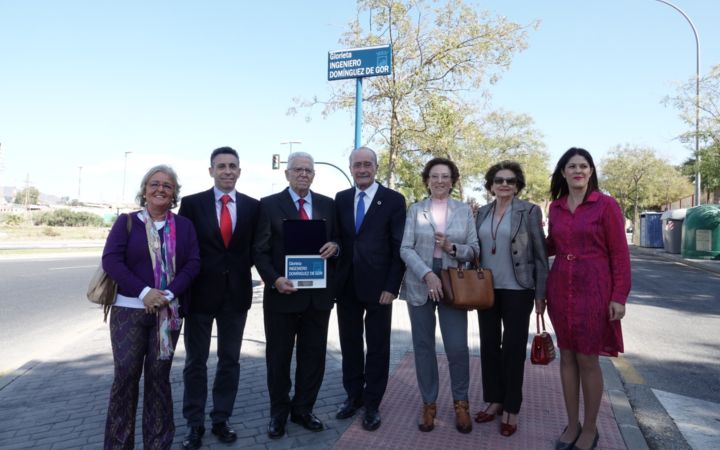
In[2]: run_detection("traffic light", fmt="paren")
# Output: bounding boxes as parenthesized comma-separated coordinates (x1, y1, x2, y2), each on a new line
(272, 154, 280, 170)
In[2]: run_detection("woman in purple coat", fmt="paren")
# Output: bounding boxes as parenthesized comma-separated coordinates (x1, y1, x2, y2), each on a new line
(102, 165, 200, 449)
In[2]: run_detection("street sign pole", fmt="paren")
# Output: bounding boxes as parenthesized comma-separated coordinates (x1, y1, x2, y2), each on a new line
(355, 78, 362, 149)
(328, 45, 392, 151)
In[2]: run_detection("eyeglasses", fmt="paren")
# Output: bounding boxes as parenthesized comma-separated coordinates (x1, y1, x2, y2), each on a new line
(289, 167, 314, 175)
(148, 181, 175, 191)
(352, 161, 375, 169)
(493, 177, 517, 186)
(429, 174, 451, 181)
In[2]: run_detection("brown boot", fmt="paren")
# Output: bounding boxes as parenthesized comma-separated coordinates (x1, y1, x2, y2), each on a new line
(418, 403, 436, 432)
(454, 400, 472, 433)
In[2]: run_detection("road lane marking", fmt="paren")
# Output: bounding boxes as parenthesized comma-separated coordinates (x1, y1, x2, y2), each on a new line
(613, 355, 646, 385)
(653, 389, 720, 450)
(48, 265, 97, 271)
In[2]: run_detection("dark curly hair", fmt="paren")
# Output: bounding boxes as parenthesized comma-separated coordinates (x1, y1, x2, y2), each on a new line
(421, 157, 460, 196)
(550, 147, 599, 200)
(483, 160, 526, 195)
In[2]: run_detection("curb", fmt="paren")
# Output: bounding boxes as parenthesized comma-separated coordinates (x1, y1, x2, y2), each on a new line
(601, 358, 650, 450)
(631, 245, 720, 275)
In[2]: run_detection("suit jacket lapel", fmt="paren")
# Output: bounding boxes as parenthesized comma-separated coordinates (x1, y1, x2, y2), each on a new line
(509, 198, 524, 239)
(358, 183, 384, 233)
(421, 198, 437, 232)
(202, 189, 226, 246)
(281, 188, 301, 219)
(445, 198, 459, 231)
(231, 190, 244, 243)
(478, 202, 493, 226)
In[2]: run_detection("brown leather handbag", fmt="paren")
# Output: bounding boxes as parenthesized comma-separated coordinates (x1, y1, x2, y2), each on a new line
(440, 258, 494, 310)
(530, 313, 556, 365)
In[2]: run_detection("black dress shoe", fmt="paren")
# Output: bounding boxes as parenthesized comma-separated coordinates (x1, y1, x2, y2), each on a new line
(267, 417, 287, 439)
(362, 409, 381, 431)
(182, 425, 205, 450)
(336, 397, 363, 419)
(556, 424, 582, 450)
(211, 420, 237, 443)
(290, 412, 324, 431)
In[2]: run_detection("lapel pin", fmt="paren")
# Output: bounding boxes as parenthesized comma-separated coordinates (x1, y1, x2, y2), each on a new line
(377, 201, 382, 206)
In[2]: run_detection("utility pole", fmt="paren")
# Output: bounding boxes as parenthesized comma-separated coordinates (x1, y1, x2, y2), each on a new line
(24, 173, 32, 210)
(280, 141, 301, 156)
(77, 166, 82, 200)
(121, 151, 132, 206)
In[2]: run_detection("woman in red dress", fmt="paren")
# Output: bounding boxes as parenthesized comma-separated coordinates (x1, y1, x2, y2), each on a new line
(539, 148, 630, 450)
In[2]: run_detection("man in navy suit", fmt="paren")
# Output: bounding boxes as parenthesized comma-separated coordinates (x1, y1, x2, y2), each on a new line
(178, 147, 260, 449)
(253, 151, 339, 439)
(334, 147, 406, 431)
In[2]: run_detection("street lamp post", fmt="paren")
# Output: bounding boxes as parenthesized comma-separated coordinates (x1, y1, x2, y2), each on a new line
(77, 166, 82, 200)
(280, 141, 302, 155)
(121, 151, 132, 207)
(655, 0, 701, 205)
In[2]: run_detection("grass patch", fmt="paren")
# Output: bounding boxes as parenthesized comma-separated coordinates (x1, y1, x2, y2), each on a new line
(0, 247, 102, 257)
(0, 226, 109, 241)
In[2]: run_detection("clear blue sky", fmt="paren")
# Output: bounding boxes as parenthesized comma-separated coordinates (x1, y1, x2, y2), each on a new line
(1, 0, 718, 204)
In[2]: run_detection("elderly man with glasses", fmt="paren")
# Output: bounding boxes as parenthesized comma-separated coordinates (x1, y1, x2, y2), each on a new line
(252, 151, 339, 439)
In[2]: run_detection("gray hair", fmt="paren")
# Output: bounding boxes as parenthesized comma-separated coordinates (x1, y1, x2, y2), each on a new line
(136, 164, 181, 208)
(287, 151, 314, 168)
(348, 146, 378, 166)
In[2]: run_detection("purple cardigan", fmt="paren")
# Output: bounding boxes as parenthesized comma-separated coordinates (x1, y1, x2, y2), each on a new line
(102, 212, 201, 309)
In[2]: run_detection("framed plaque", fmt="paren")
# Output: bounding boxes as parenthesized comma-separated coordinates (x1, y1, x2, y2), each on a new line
(285, 255, 327, 289)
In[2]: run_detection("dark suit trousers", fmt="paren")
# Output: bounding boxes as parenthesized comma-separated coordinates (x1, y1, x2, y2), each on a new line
(182, 298, 248, 426)
(337, 280, 393, 411)
(264, 305, 331, 418)
(478, 288, 534, 414)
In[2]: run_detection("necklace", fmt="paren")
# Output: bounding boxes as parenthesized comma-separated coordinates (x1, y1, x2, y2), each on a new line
(490, 204, 506, 255)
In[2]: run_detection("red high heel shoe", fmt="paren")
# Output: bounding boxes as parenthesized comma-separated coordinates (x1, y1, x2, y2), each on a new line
(474, 404, 503, 424)
(500, 414, 517, 437)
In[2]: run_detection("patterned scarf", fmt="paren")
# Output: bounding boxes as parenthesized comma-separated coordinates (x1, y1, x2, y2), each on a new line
(141, 209, 180, 360)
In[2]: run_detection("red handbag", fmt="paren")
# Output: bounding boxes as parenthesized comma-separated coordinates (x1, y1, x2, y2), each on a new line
(530, 313, 556, 365)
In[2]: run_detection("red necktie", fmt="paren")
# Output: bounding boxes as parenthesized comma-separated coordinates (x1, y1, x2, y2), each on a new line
(298, 198, 309, 220)
(220, 194, 232, 248)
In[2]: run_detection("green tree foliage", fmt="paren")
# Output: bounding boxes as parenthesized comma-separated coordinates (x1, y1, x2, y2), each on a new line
(666, 64, 720, 197)
(0, 213, 24, 226)
(291, 0, 542, 199)
(600, 145, 692, 227)
(34, 209, 105, 227)
(473, 110, 550, 203)
(679, 144, 720, 198)
(14, 186, 40, 205)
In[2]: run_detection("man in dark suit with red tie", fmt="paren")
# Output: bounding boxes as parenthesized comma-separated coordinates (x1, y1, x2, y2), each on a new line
(334, 147, 406, 431)
(252, 151, 339, 439)
(178, 147, 260, 449)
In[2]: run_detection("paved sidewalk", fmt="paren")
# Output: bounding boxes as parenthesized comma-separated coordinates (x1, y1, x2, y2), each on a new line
(0, 274, 649, 450)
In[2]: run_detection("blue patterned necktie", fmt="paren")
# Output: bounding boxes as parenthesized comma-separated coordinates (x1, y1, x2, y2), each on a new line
(355, 191, 366, 233)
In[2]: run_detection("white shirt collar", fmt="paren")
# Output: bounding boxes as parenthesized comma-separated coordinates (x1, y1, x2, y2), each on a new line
(213, 187, 236, 203)
(288, 188, 312, 205)
(356, 181, 378, 201)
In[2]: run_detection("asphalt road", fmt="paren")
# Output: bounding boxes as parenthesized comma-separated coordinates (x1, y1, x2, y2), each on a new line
(0, 254, 103, 375)
(618, 250, 720, 449)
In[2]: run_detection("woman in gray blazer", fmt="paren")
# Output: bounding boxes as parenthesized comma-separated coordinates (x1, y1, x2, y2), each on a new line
(473, 160, 548, 437)
(400, 157, 479, 434)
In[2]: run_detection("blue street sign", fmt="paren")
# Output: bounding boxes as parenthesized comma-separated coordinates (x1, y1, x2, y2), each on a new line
(327, 45, 392, 81)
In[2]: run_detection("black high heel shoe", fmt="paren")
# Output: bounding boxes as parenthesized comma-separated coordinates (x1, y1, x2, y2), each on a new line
(572, 431, 599, 450)
(555, 423, 581, 450)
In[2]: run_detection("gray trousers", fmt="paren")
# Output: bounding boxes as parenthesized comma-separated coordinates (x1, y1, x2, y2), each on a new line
(407, 294, 470, 404)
